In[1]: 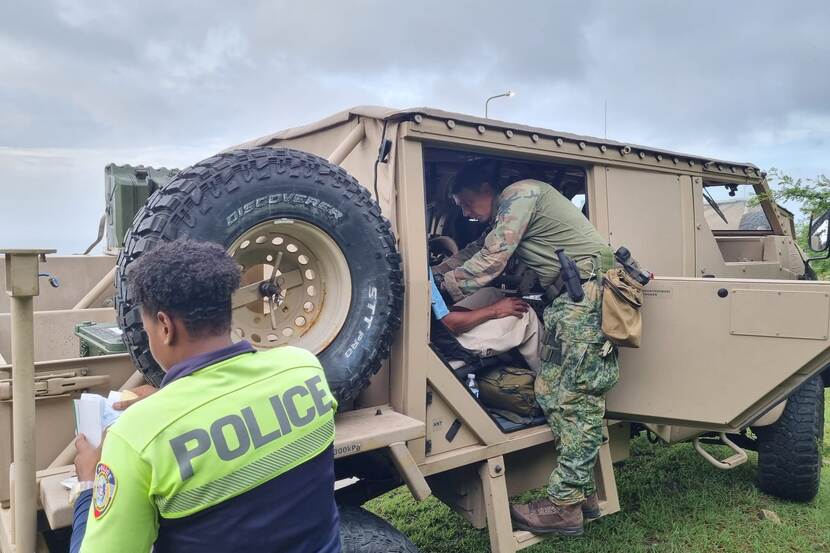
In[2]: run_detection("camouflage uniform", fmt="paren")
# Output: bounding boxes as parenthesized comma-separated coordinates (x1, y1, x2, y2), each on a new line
(434, 180, 608, 302)
(535, 280, 618, 504)
(433, 182, 542, 301)
(435, 178, 618, 505)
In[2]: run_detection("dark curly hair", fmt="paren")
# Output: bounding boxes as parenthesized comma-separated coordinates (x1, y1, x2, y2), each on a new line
(127, 239, 241, 337)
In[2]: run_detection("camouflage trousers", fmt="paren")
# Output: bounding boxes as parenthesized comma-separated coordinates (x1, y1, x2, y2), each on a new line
(534, 279, 619, 505)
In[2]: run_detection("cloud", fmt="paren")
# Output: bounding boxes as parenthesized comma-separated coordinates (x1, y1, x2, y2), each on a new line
(1, 0, 828, 251)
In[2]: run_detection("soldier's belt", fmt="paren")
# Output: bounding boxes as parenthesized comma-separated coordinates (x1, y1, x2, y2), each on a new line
(544, 275, 590, 303)
(543, 251, 614, 303)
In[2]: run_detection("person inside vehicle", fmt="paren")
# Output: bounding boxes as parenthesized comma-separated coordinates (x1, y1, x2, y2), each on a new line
(429, 270, 542, 372)
(71, 239, 340, 553)
(432, 159, 617, 536)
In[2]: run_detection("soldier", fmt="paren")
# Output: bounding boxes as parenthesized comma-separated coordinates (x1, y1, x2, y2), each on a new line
(70, 239, 340, 553)
(433, 160, 617, 536)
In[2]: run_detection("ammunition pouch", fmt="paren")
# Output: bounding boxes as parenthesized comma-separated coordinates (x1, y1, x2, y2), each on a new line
(601, 267, 644, 348)
(540, 330, 561, 364)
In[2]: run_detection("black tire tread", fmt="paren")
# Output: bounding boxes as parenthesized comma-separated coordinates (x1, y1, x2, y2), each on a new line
(339, 506, 420, 553)
(756, 374, 824, 502)
(116, 148, 403, 401)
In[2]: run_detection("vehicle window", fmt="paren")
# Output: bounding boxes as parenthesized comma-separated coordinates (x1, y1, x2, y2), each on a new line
(570, 193, 586, 211)
(702, 183, 771, 231)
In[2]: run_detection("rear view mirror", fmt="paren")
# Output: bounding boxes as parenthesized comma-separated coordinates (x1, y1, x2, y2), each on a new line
(808, 210, 830, 252)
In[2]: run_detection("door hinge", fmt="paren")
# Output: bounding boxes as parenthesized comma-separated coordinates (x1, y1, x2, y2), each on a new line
(425, 439, 432, 455)
(0, 370, 109, 400)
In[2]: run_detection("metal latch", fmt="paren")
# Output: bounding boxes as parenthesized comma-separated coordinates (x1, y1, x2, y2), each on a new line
(0, 370, 109, 400)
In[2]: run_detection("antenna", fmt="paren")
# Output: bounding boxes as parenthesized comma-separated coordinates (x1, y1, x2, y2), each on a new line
(604, 100, 607, 139)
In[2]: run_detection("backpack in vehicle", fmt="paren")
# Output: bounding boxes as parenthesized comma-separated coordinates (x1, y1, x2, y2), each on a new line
(478, 365, 543, 421)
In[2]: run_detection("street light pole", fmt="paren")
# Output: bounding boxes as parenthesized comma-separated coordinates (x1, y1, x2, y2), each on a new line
(485, 90, 515, 118)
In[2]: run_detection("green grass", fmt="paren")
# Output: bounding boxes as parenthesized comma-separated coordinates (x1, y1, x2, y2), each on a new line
(367, 390, 830, 553)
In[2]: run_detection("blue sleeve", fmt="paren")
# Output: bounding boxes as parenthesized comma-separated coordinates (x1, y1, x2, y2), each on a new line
(429, 271, 450, 320)
(70, 488, 93, 553)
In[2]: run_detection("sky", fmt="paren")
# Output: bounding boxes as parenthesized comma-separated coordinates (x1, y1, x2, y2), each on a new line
(1, 1, 829, 253)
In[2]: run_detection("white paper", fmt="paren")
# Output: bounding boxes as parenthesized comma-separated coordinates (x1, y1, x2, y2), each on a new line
(103, 391, 123, 427)
(74, 391, 125, 448)
(61, 476, 78, 490)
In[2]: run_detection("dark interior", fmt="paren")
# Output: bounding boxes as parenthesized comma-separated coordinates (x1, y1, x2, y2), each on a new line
(424, 147, 588, 250)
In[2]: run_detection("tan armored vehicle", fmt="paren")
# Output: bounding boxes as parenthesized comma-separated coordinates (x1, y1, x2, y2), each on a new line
(1, 107, 828, 552)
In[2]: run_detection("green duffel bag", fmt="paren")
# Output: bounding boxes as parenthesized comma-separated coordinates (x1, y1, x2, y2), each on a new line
(478, 366, 542, 419)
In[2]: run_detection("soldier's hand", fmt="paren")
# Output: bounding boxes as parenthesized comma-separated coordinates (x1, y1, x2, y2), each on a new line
(490, 297, 530, 319)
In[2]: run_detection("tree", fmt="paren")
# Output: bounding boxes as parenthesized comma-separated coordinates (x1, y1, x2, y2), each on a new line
(767, 169, 830, 279)
(768, 169, 830, 215)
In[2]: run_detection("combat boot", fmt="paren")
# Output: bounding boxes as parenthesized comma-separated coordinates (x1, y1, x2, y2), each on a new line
(509, 498, 583, 536)
(582, 493, 601, 521)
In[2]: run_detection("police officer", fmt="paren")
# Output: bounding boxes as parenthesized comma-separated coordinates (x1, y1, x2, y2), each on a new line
(433, 160, 617, 536)
(71, 239, 340, 553)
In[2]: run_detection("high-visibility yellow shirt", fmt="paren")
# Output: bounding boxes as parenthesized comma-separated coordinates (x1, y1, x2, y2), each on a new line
(76, 343, 339, 553)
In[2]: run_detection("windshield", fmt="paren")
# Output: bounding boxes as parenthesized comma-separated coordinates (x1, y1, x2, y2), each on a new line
(702, 183, 772, 231)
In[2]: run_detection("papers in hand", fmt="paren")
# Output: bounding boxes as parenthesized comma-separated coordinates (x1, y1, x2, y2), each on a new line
(73, 391, 125, 448)
(61, 476, 78, 490)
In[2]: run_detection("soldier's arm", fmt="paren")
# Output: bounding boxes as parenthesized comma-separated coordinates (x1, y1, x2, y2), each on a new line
(79, 432, 158, 553)
(432, 233, 487, 274)
(442, 186, 539, 301)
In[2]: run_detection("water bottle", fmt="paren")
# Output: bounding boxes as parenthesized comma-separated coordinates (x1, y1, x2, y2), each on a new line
(467, 373, 479, 398)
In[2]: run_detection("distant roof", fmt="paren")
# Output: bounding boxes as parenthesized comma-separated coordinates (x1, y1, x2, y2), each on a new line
(239, 105, 760, 172)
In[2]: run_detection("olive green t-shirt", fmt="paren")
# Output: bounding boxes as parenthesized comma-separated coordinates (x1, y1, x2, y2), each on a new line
(438, 179, 607, 300)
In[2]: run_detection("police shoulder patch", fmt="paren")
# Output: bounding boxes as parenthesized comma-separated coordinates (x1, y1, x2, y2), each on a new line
(93, 463, 117, 519)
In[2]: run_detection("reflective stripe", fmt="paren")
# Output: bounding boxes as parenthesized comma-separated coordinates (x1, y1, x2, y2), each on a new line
(156, 419, 334, 517)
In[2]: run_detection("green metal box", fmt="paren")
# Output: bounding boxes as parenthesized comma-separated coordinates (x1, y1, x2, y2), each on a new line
(105, 164, 178, 250)
(75, 321, 128, 357)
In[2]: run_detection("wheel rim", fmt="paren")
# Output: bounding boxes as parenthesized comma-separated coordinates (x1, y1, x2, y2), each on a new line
(228, 219, 351, 354)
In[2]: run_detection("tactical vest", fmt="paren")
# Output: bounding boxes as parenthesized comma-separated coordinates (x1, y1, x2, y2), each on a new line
(113, 346, 337, 519)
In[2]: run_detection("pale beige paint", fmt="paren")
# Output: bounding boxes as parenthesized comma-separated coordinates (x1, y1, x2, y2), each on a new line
(0, 256, 115, 314)
(0, 308, 115, 362)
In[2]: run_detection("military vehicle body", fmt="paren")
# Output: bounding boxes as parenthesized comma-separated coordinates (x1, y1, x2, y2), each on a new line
(1, 107, 828, 553)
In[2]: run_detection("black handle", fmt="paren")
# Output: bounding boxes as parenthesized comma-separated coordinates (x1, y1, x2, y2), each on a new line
(556, 249, 584, 302)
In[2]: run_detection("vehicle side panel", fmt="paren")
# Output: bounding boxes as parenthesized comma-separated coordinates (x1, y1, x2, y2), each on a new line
(604, 168, 695, 277)
(607, 277, 830, 429)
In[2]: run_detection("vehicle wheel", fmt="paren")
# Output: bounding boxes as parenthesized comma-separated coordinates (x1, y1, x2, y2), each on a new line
(116, 148, 403, 403)
(755, 375, 824, 502)
(339, 506, 420, 553)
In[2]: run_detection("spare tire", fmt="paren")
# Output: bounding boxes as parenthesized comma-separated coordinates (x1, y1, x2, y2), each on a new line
(116, 148, 403, 403)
